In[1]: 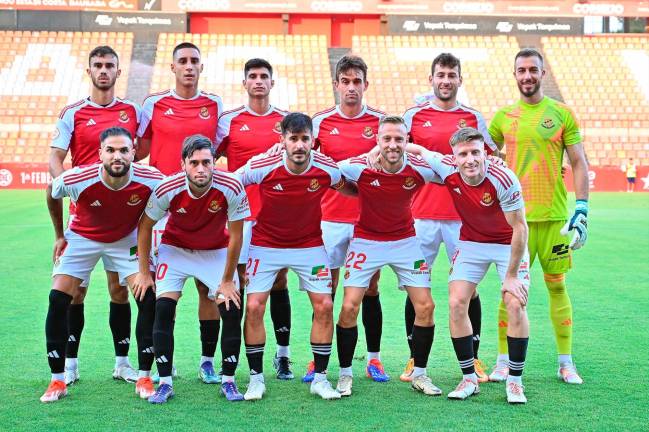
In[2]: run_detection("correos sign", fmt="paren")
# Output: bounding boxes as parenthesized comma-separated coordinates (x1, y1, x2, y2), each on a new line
(572, 3, 624, 15)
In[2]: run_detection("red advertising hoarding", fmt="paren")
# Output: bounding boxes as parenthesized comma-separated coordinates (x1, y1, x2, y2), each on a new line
(0, 0, 138, 12)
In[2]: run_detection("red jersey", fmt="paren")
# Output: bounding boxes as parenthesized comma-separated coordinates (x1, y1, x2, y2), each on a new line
(145, 170, 250, 250)
(216, 105, 287, 220)
(138, 89, 223, 175)
(403, 101, 496, 221)
(52, 97, 141, 167)
(338, 154, 438, 241)
(51, 163, 163, 243)
(422, 153, 524, 244)
(237, 151, 344, 249)
(313, 105, 384, 224)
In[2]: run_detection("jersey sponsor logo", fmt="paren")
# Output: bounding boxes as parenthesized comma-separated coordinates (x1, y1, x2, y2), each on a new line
(370, 179, 381, 187)
(164, 108, 174, 116)
(119, 110, 130, 123)
(273, 121, 282, 134)
(199, 106, 210, 120)
(90, 200, 102, 207)
(458, 118, 467, 128)
(329, 127, 340, 135)
(176, 207, 187, 213)
(413, 259, 429, 271)
(273, 183, 284, 191)
(52, 127, 60, 140)
(402, 176, 416, 190)
(307, 179, 321, 192)
(240, 124, 250, 132)
(236, 195, 249, 213)
(541, 118, 555, 129)
(507, 191, 521, 204)
(453, 187, 461, 195)
(480, 192, 494, 206)
(208, 199, 222, 213)
(86, 118, 97, 126)
(422, 120, 432, 128)
(362, 126, 375, 139)
(127, 193, 142, 206)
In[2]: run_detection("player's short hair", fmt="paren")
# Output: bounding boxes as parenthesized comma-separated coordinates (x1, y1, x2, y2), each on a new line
(449, 127, 485, 148)
(379, 115, 407, 129)
(431, 52, 461, 76)
(181, 134, 216, 160)
(515, 48, 544, 67)
(99, 127, 132, 145)
(173, 42, 201, 59)
(244, 58, 273, 78)
(335, 55, 368, 82)
(281, 112, 313, 135)
(88, 46, 119, 67)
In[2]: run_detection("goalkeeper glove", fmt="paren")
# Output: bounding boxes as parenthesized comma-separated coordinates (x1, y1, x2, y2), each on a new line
(560, 200, 588, 250)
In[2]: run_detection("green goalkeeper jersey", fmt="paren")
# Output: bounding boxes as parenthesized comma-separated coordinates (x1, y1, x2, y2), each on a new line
(488, 96, 582, 222)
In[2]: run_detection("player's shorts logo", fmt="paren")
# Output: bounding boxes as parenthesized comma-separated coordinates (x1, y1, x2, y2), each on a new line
(273, 121, 282, 134)
(307, 179, 321, 192)
(52, 127, 60, 140)
(402, 176, 416, 190)
(119, 110, 130, 123)
(480, 192, 494, 206)
(199, 106, 210, 120)
(458, 119, 467, 128)
(541, 118, 555, 129)
(413, 259, 429, 272)
(362, 126, 375, 139)
(208, 200, 222, 213)
(127, 193, 142, 206)
(311, 265, 330, 278)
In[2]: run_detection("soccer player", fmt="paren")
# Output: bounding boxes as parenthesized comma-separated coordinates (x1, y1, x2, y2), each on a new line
(237, 113, 352, 401)
(308, 55, 387, 383)
(48, 45, 142, 385)
(41, 127, 163, 403)
(407, 127, 531, 404)
(489, 48, 589, 384)
(400, 53, 497, 383)
(137, 42, 224, 383)
(132, 135, 249, 403)
(624, 158, 637, 192)
(215, 58, 293, 380)
(336, 116, 442, 398)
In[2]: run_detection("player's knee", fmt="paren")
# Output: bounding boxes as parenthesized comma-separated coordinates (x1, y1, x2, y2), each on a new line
(245, 297, 266, 322)
(109, 284, 128, 303)
(71, 288, 87, 304)
(339, 301, 360, 326)
(414, 298, 435, 319)
(313, 297, 333, 322)
(505, 296, 524, 320)
(365, 282, 379, 297)
(448, 295, 468, 320)
(544, 273, 566, 293)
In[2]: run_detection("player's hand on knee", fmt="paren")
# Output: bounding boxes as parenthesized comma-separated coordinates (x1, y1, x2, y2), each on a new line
(131, 272, 154, 301)
(560, 200, 588, 250)
(216, 280, 240, 311)
(501, 276, 528, 306)
(52, 237, 67, 264)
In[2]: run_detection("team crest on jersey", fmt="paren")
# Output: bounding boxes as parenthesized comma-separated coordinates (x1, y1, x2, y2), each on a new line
(127, 194, 142, 206)
(307, 179, 321, 192)
(208, 200, 222, 213)
(199, 107, 210, 120)
(273, 121, 282, 134)
(402, 177, 416, 190)
(362, 126, 375, 139)
(480, 192, 494, 207)
(541, 118, 555, 129)
(52, 127, 60, 140)
(344, 270, 350, 280)
(119, 110, 130, 123)
(458, 119, 467, 128)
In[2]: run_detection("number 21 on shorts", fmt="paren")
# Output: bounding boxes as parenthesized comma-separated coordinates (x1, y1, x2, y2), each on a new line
(246, 258, 260, 277)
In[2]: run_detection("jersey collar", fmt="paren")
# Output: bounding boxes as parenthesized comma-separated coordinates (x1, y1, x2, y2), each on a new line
(170, 89, 202, 101)
(335, 104, 367, 119)
(245, 105, 275, 117)
(86, 97, 118, 109)
(427, 100, 461, 112)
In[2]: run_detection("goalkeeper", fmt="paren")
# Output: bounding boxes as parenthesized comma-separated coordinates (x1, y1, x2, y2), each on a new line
(488, 48, 589, 385)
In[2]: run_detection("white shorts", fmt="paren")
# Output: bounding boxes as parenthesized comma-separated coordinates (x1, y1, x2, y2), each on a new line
(245, 245, 332, 294)
(449, 240, 530, 286)
(53, 230, 138, 286)
(343, 237, 430, 290)
(238, 220, 255, 265)
(321, 221, 354, 269)
(414, 219, 461, 266)
(150, 214, 169, 271)
(155, 244, 237, 299)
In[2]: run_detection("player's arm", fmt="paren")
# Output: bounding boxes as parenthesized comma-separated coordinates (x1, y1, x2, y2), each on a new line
(135, 137, 151, 162)
(502, 208, 529, 305)
(132, 213, 156, 300)
(561, 143, 589, 250)
(46, 176, 67, 264)
(218, 219, 243, 310)
(333, 177, 358, 197)
(488, 111, 505, 152)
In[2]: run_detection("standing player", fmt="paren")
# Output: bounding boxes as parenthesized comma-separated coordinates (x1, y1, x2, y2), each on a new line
(336, 116, 442, 398)
(137, 42, 224, 383)
(489, 48, 589, 384)
(623, 158, 637, 192)
(133, 135, 249, 403)
(215, 58, 293, 380)
(48, 46, 142, 385)
(408, 128, 531, 404)
(400, 53, 498, 383)
(41, 127, 163, 403)
(308, 55, 387, 383)
(237, 113, 352, 401)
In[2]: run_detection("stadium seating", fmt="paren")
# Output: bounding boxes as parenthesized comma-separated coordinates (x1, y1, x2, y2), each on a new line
(542, 35, 649, 166)
(150, 33, 333, 114)
(0, 31, 133, 164)
(351, 35, 521, 121)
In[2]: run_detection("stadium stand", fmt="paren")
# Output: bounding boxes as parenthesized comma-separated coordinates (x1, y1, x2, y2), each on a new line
(351, 35, 521, 121)
(543, 35, 649, 166)
(0, 31, 133, 164)
(150, 33, 332, 114)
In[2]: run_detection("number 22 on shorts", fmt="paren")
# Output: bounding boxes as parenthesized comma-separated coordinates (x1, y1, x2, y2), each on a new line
(345, 251, 367, 270)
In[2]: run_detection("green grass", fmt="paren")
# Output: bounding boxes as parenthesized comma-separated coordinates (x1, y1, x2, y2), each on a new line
(0, 191, 647, 431)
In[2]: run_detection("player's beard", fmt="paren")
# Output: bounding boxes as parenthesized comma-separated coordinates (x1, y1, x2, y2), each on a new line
(189, 173, 212, 189)
(517, 80, 541, 98)
(433, 85, 457, 102)
(105, 162, 130, 178)
(288, 150, 309, 165)
(92, 74, 117, 91)
(382, 148, 403, 165)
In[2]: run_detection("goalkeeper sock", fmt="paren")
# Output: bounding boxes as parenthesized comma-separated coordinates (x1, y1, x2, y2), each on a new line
(545, 273, 573, 358)
(497, 299, 509, 356)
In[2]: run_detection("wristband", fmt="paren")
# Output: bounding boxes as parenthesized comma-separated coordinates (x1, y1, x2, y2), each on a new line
(575, 199, 588, 215)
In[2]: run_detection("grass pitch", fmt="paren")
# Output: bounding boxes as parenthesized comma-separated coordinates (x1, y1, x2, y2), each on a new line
(0, 191, 647, 431)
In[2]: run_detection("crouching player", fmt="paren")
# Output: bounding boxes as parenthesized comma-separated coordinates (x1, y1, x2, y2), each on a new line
(41, 127, 163, 402)
(133, 135, 250, 403)
(410, 127, 530, 404)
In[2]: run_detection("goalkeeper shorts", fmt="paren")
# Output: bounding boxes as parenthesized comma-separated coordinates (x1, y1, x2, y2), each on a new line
(527, 221, 572, 274)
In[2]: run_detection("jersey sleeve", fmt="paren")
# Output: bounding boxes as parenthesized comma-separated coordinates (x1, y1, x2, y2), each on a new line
(420, 151, 454, 182)
(137, 97, 154, 139)
(51, 111, 74, 151)
(488, 110, 505, 147)
(337, 157, 366, 182)
(145, 186, 171, 222)
(475, 111, 497, 153)
(561, 106, 582, 146)
(497, 168, 525, 213)
(235, 157, 277, 186)
(215, 115, 230, 151)
(227, 186, 251, 221)
(50, 173, 69, 199)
